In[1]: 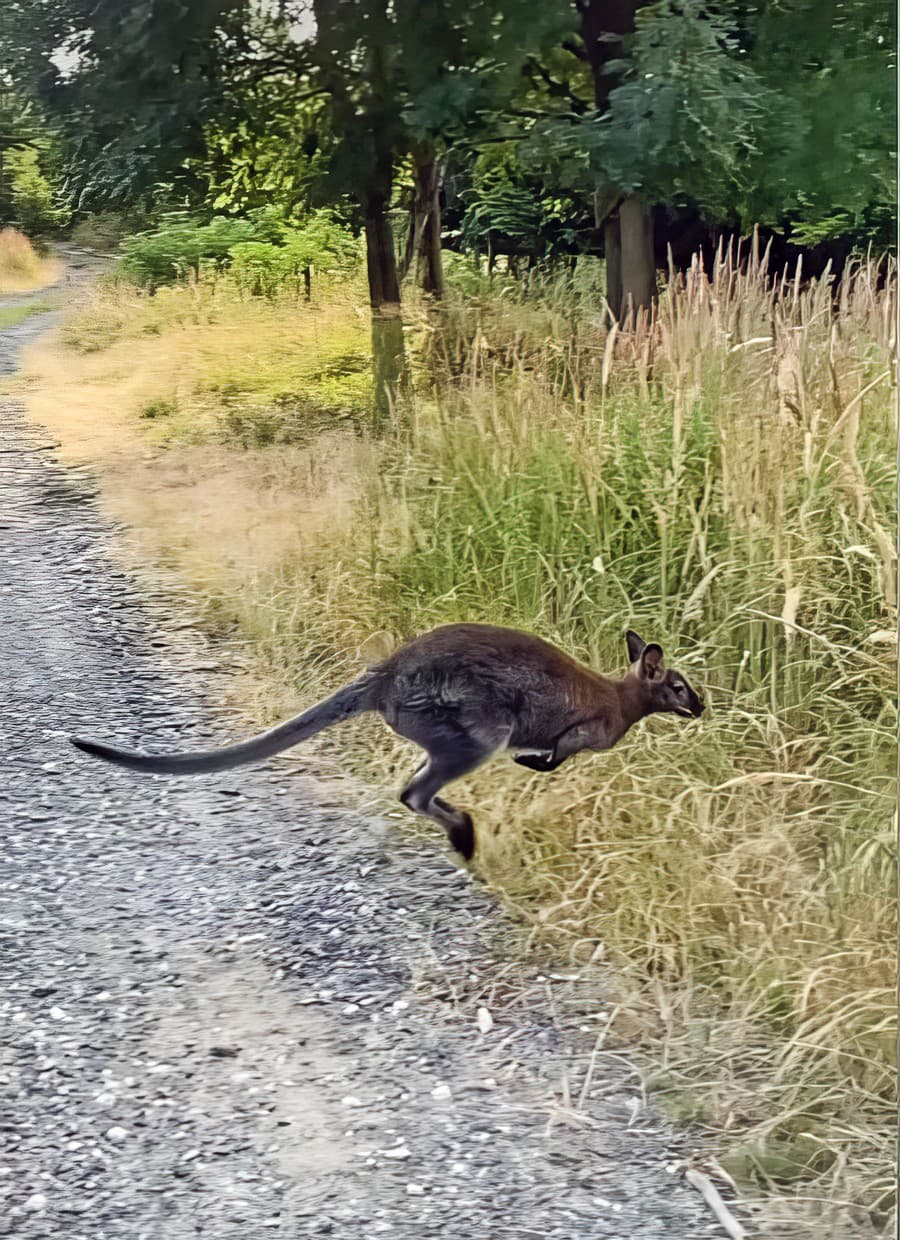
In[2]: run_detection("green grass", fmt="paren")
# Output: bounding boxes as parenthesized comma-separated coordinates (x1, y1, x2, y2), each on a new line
(51, 271, 374, 448)
(0, 299, 52, 330)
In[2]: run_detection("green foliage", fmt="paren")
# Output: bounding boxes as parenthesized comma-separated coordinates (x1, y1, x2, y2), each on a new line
(202, 80, 337, 220)
(460, 173, 545, 254)
(4, 147, 68, 234)
(139, 396, 177, 420)
(452, 141, 594, 260)
(229, 211, 359, 298)
(596, 0, 770, 215)
(307, 0, 572, 210)
(114, 202, 359, 296)
(119, 214, 267, 288)
(522, 0, 895, 249)
(738, 0, 895, 245)
(0, 82, 39, 221)
(1, 0, 246, 210)
(599, 0, 895, 244)
(2, 0, 895, 256)
(69, 210, 151, 252)
(0, 78, 68, 232)
(397, 2, 571, 143)
(227, 242, 288, 297)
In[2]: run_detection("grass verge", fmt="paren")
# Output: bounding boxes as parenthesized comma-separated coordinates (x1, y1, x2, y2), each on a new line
(16, 250, 897, 1236)
(0, 300, 54, 330)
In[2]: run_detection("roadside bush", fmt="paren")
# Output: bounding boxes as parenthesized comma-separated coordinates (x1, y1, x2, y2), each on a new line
(3, 148, 68, 236)
(230, 211, 360, 299)
(120, 214, 267, 289)
(119, 210, 358, 295)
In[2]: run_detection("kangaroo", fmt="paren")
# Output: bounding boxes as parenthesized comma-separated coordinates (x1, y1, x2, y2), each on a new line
(71, 626, 704, 861)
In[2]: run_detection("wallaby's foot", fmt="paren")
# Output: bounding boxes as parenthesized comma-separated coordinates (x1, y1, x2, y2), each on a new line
(399, 747, 490, 861)
(446, 812, 475, 861)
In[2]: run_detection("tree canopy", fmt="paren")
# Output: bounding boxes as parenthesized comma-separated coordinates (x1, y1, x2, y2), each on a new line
(1, 0, 894, 309)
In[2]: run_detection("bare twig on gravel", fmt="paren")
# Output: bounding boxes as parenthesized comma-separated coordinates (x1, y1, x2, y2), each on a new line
(686, 1168, 748, 1239)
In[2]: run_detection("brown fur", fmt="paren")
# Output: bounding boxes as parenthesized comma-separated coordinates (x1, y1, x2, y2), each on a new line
(72, 625, 704, 861)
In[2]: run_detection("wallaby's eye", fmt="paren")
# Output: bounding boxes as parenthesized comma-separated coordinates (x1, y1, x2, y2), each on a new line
(674, 682, 686, 696)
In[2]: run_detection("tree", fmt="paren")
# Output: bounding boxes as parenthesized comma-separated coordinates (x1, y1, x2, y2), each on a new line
(306, 0, 566, 307)
(294, 0, 570, 413)
(516, 0, 894, 312)
(306, 0, 401, 308)
(201, 78, 335, 226)
(0, 81, 39, 224)
(737, 0, 894, 247)
(0, 0, 246, 211)
(395, 1, 565, 297)
(458, 0, 662, 316)
(3, 0, 891, 306)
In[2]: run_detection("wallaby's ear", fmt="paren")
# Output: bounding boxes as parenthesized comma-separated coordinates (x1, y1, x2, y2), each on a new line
(639, 643, 664, 680)
(626, 630, 646, 663)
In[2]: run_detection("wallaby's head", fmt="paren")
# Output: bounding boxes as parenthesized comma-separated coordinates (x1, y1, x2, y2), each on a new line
(625, 630, 704, 719)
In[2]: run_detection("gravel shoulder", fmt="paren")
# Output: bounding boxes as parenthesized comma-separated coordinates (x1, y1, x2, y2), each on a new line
(2, 259, 739, 1239)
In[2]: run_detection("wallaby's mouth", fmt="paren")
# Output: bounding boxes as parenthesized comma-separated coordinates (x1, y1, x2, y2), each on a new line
(675, 701, 704, 718)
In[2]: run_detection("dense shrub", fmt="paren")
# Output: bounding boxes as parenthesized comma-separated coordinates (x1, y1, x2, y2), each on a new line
(2, 148, 68, 236)
(229, 211, 360, 298)
(118, 210, 358, 294)
(120, 214, 268, 288)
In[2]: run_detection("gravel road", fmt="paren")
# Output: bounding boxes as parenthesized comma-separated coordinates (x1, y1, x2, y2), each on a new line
(1, 263, 733, 1238)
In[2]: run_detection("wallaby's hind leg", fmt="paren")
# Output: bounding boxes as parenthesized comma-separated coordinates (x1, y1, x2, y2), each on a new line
(399, 745, 491, 860)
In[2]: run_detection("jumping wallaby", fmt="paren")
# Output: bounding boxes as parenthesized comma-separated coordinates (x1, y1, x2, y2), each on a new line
(71, 626, 703, 861)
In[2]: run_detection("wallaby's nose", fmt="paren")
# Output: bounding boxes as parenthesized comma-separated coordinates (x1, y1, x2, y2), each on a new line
(693, 696, 706, 717)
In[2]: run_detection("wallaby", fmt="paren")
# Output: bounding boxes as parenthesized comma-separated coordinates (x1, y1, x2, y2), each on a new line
(71, 626, 704, 861)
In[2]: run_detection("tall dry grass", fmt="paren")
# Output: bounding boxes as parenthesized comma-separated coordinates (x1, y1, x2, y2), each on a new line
(0, 227, 59, 293)
(205, 247, 896, 1231)
(20, 244, 896, 1234)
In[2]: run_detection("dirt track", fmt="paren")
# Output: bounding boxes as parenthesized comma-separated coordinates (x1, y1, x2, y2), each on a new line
(1, 259, 731, 1238)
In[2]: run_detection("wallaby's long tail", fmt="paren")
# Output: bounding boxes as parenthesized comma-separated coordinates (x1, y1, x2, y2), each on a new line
(70, 680, 371, 775)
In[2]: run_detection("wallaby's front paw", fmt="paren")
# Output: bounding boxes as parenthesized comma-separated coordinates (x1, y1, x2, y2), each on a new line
(447, 813, 475, 861)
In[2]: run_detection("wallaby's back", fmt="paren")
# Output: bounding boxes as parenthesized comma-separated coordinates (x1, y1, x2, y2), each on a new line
(370, 624, 617, 747)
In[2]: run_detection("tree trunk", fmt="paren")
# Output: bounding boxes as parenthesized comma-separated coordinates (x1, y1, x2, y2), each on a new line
(415, 151, 444, 297)
(400, 209, 416, 282)
(364, 187, 406, 422)
(604, 200, 656, 320)
(309, 0, 406, 417)
(604, 214, 623, 320)
(580, 0, 635, 111)
(403, 148, 444, 297)
(371, 309, 406, 428)
(364, 192, 401, 310)
(579, 0, 658, 319)
(618, 196, 655, 315)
